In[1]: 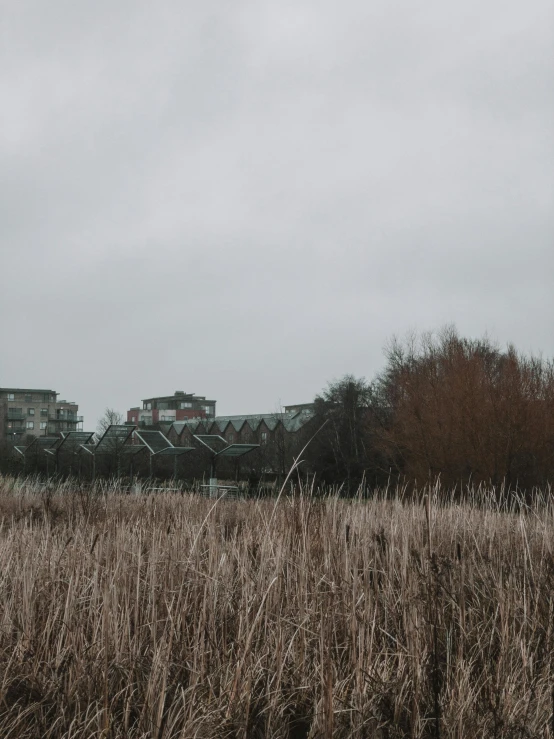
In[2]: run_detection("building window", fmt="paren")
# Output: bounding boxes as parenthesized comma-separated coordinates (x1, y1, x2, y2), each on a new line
(7, 393, 14, 401)
(261, 432, 268, 444)
(180, 402, 192, 409)
(40, 408, 48, 416)
(28, 408, 35, 416)
(131, 416, 137, 423)
(40, 422, 47, 430)
(25, 394, 32, 402)
(26, 421, 34, 430)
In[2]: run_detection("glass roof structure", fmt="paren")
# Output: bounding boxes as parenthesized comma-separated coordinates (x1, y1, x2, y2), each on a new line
(16, 437, 61, 456)
(193, 435, 259, 459)
(135, 430, 193, 456)
(216, 444, 260, 458)
(193, 435, 228, 453)
(156, 447, 194, 457)
(94, 425, 134, 454)
(134, 430, 172, 453)
(58, 431, 95, 451)
(28, 437, 61, 451)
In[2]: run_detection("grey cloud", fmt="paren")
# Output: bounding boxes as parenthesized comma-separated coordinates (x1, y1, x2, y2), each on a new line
(1, 0, 553, 426)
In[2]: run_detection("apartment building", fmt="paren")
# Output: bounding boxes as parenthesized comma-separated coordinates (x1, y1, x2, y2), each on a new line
(127, 390, 216, 427)
(0, 387, 83, 443)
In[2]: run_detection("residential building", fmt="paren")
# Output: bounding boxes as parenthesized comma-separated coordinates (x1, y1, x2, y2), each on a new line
(166, 408, 315, 477)
(0, 387, 83, 443)
(284, 403, 315, 414)
(127, 391, 216, 427)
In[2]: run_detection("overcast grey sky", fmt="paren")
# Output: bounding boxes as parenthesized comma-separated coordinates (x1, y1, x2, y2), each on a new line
(1, 0, 553, 427)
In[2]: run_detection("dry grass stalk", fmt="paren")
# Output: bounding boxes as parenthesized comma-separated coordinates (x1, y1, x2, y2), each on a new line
(0, 475, 552, 737)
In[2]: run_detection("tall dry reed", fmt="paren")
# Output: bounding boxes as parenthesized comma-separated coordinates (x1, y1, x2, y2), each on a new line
(0, 476, 552, 737)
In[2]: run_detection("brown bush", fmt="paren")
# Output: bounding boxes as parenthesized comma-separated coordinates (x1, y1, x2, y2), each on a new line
(375, 327, 554, 491)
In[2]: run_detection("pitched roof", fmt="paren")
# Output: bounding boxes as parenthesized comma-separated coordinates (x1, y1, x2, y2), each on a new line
(172, 420, 206, 435)
(169, 410, 314, 438)
(282, 409, 315, 432)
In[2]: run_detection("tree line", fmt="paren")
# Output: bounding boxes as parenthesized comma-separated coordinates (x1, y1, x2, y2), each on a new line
(1, 326, 552, 493)
(307, 326, 554, 493)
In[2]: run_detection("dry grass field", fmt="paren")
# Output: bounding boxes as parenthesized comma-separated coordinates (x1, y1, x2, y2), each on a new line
(0, 476, 553, 738)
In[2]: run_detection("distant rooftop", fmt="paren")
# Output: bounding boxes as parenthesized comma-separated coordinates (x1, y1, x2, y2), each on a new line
(141, 391, 215, 403)
(171, 408, 314, 435)
(0, 387, 58, 395)
(284, 403, 315, 413)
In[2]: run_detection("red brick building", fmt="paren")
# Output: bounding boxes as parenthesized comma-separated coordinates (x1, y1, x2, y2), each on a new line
(127, 391, 216, 427)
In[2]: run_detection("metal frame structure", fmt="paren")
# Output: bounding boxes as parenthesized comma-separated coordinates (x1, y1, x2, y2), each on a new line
(14, 432, 96, 476)
(134, 430, 194, 477)
(79, 424, 139, 479)
(193, 434, 259, 487)
(11, 426, 259, 487)
(79, 426, 195, 481)
(51, 431, 95, 476)
(14, 436, 60, 474)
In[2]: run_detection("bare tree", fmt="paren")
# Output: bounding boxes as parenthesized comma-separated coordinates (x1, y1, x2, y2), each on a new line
(96, 408, 124, 437)
(307, 375, 374, 491)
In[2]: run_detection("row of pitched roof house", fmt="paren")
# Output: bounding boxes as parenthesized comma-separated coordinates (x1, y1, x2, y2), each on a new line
(6, 409, 318, 484)
(145, 408, 317, 482)
(123, 392, 317, 480)
(1, 387, 318, 483)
